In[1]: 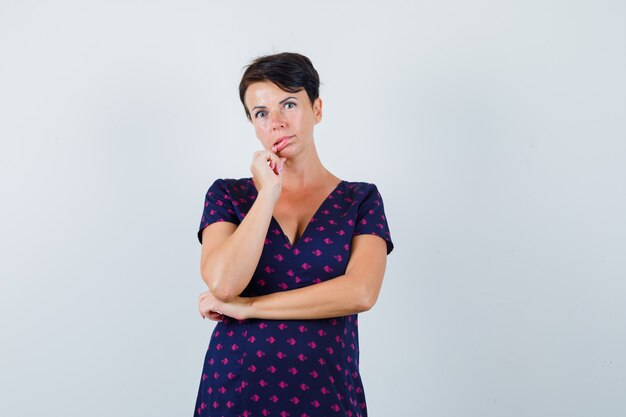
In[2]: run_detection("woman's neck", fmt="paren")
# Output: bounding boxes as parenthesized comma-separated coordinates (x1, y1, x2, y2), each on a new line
(279, 144, 337, 192)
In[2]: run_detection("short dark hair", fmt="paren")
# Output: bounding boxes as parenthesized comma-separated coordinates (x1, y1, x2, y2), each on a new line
(239, 52, 320, 120)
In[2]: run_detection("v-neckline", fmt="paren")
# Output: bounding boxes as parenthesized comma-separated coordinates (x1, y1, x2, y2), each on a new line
(253, 179, 345, 248)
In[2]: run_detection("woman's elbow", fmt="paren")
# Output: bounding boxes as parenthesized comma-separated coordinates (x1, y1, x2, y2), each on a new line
(357, 286, 380, 312)
(201, 267, 239, 302)
(208, 282, 239, 302)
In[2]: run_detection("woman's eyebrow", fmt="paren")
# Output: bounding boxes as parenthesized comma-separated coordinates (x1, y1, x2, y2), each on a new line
(252, 96, 298, 111)
(279, 96, 298, 104)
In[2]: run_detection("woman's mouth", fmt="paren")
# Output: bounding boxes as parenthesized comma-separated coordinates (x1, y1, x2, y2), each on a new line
(273, 136, 294, 152)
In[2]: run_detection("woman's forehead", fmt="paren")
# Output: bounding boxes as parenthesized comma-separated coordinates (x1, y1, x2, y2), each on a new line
(245, 81, 306, 105)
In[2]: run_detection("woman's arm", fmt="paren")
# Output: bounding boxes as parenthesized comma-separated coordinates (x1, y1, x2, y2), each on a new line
(200, 151, 285, 302)
(200, 190, 275, 301)
(199, 234, 388, 320)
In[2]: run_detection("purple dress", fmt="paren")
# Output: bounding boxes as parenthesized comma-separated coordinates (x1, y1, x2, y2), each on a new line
(194, 178, 393, 417)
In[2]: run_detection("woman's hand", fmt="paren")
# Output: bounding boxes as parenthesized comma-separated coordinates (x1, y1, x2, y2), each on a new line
(250, 150, 286, 201)
(198, 290, 253, 321)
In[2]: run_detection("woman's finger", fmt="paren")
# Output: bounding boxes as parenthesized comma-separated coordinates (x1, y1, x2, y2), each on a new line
(253, 149, 281, 165)
(208, 311, 224, 321)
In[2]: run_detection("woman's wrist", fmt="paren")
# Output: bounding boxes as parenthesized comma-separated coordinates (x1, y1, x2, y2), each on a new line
(256, 188, 280, 205)
(242, 296, 258, 320)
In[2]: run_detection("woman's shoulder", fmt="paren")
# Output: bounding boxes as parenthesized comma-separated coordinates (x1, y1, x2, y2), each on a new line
(205, 177, 255, 197)
(341, 180, 382, 198)
(212, 177, 254, 190)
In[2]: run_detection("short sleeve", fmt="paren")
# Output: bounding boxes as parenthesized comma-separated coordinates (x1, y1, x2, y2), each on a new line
(197, 179, 240, 244)
(353, 184, 394, 255)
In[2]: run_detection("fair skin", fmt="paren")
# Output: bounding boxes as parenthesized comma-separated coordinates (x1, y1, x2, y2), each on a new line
(198, 81, 388, 321)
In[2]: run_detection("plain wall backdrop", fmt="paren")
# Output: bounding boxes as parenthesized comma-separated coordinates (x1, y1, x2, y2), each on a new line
(1, 1, 625, 416)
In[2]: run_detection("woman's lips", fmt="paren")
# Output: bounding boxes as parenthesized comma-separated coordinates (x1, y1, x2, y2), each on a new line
(273, 136, 293, 152)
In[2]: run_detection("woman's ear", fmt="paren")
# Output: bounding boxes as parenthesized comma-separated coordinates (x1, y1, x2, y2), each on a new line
(313, 98, 323, 124)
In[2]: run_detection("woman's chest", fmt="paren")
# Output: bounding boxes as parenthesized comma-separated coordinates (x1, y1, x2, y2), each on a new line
(243, 198, 360, 296)
(272, 194, 327, 246)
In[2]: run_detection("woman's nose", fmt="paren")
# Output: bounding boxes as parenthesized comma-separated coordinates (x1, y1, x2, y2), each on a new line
(271, 113, 286, 129)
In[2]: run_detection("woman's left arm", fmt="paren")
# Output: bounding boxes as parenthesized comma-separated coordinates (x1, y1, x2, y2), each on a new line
(198, 234, 388, 320)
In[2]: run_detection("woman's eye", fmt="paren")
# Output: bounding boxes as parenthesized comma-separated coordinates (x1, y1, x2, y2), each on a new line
(284, 102, 296, 110)
(255, 111, 267, 119)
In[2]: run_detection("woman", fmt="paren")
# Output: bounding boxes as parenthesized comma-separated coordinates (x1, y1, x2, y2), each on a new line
(194, 52, 393, 417)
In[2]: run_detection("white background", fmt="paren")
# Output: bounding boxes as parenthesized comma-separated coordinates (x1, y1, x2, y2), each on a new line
(1, 1, 625, 416)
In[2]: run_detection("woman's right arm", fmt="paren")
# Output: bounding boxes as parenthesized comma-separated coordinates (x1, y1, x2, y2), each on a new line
(199, 150, 285, 302)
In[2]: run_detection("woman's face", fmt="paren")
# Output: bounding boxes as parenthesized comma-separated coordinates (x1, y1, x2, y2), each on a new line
(244, 81, 322, 158)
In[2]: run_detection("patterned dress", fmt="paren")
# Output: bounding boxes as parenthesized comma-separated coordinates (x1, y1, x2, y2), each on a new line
(194, 178, 393, 417)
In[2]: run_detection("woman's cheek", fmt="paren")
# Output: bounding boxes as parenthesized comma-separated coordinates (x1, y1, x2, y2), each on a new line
(256, 126, 272, 148)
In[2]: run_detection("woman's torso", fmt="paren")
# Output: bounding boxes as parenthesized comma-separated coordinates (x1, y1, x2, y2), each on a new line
(195, 177, 385, 417)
